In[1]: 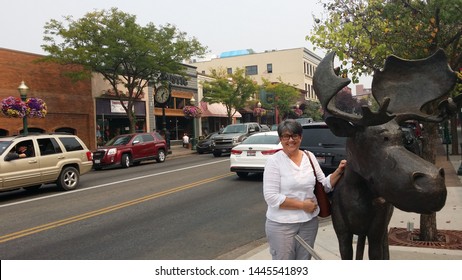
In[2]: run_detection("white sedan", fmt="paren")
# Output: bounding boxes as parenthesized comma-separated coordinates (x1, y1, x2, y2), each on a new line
(230, 131, 282, 178)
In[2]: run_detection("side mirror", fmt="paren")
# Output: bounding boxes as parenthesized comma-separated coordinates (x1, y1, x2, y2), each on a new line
(132, 140, 140, 145)
(249, 128, 255, 133)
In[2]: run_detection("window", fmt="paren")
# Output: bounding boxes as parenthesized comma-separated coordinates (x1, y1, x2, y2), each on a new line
(245, 65, 258, 75)
(267, 63, 273, 73)
(227, 68, 233, 75)
(38, 138, 62, 155)
(141, 134, 154, 142)
(59, 137, 84, 152)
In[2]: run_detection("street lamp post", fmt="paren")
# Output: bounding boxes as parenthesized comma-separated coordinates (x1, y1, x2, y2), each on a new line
(18, 81, 29, 136)
(257, 101, 262, 124)
(190, 96, 197, 150)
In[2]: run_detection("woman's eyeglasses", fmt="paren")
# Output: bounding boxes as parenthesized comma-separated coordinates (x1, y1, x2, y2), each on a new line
(280, 134, 300, 141)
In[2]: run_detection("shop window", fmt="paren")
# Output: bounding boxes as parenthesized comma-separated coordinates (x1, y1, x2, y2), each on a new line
(267, 63, 273, 73)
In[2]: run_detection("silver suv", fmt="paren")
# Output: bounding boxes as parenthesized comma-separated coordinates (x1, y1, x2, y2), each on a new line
(0, 134, 93, 192)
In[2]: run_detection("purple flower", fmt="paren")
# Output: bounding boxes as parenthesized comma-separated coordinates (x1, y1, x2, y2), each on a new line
(1, 96, 27, 118)
(253, 107, 266, 116)
(183, 105, 202, 118)
(26, 98, 47, 118)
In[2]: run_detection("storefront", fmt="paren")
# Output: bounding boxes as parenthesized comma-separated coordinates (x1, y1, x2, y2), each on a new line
(95, 98, 146, 145)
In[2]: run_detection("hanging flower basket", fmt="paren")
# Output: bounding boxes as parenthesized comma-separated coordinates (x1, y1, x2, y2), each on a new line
(253, 107, 266, 117)
(26, 97, 47, 118)
(1, 96, 27, 118)
(294, 108, 303, 117)
(183, 105, 202, 119)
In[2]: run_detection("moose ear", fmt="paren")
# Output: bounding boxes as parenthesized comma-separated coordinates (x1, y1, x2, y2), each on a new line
(325, 115, 356, 137)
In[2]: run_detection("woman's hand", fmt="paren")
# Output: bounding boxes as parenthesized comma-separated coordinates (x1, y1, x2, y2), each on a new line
(301, 198, 318, 213)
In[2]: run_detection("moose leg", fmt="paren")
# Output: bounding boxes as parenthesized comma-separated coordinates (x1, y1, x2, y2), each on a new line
(367, 200, 393, 260)
(337, 232, 354, 259)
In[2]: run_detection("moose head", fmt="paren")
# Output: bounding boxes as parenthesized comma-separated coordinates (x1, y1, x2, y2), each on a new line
(313, 50, 457, 259)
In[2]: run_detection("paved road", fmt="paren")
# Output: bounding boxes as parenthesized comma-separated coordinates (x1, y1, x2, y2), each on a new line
(0, 154, 267, 259)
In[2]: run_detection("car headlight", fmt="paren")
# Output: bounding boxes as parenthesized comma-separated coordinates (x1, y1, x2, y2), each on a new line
(232, 136, 239, 145)
(107, 148, 117, 155)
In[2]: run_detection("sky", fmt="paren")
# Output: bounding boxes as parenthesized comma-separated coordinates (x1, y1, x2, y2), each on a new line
(0, 0, 371, 87)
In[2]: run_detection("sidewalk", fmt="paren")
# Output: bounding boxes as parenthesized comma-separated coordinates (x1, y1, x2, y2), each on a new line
(167, 144, 197, 158)
(238, 144, 462, 260)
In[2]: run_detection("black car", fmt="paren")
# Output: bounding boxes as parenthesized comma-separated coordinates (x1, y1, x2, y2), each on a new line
(196, 132, 218, 154)
(300, 122, 347, 174)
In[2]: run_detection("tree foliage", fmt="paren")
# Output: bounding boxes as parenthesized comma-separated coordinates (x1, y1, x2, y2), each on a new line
(309, 0, 461, 83)
(261, 78, 301, 122)
(41, 7, 207, 133)
(202, 68, 259, 124)
(303, 100, 323, 121)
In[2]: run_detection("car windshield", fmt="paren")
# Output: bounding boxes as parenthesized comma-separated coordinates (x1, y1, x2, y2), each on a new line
(301, 127, 346, 147)
(242, 134, 280, 145)
(106, 135, 132, 146)
(222, 124, 247, 134)
(0, 140, 13, 156)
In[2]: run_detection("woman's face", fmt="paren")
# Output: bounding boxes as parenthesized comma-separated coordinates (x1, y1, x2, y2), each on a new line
(280, 130, 302, 155)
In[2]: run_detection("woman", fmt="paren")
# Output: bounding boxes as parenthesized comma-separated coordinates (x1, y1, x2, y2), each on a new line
(263, 119, 346, 260)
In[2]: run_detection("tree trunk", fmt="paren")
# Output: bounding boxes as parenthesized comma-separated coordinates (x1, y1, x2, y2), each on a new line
(419, 122, 439, 241)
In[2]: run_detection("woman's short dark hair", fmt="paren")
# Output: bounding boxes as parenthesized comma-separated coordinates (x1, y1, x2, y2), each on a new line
(277, 119, 302, 137)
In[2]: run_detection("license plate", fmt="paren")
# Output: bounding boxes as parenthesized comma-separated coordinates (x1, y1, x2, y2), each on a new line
(316, 156, 325, 164)
(247, 151, 256, 156)
(94, 159, 100, 164)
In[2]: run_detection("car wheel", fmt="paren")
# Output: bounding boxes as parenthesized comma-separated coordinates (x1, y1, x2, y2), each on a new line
(121, 154, 131, 168)
(236, 172, 249, 178)
(213, 151, 222, 157)
(57, 166, 80, 191)
(156, 149, 166, 163)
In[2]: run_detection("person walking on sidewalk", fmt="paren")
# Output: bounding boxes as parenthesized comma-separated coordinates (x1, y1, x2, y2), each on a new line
(182, 133, 189, 148)
(263, 119, 346, 260)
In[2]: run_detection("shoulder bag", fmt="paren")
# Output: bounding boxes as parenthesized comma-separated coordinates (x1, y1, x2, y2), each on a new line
(306, 151, 331, 218)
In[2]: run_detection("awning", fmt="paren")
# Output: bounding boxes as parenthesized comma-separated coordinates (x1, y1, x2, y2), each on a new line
(200, 101, 242, 118)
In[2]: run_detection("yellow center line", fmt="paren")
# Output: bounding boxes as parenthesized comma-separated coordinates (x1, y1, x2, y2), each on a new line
(0, 173, 233, 243)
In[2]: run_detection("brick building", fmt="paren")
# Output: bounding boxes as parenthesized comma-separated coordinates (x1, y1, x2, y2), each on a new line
(0, 48, 96, 149)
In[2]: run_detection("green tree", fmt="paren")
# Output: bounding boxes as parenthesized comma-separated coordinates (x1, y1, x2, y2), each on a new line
(309, 0, 462, 242)
(41, 7, 206, 133)
(261, 78, 301, 122)
(202, 68, 259, 124)
(303, 100, 323, 121)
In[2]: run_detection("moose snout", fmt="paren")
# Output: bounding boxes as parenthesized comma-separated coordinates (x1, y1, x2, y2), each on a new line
(410, 167, 447, 213)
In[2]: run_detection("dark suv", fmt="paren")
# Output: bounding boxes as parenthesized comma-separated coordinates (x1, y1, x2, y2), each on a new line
(300, 122, 347, 173)
(92, 132, 168, 169)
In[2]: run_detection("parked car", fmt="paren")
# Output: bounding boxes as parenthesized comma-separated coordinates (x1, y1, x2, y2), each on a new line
(260, 124, 271, 132)
(0, 133, 93, 192)
(299, 122, 347, 174)
(230, 131, 282, 178)
(92, 132, 167, 170)
(401, 126, 422, 156)
(296, 117, 314, 125)
(212, 122, 264, 157)
(196, 132, 218, 154)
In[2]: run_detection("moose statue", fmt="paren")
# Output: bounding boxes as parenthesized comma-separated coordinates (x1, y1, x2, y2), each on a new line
(313, 50, 458, 259)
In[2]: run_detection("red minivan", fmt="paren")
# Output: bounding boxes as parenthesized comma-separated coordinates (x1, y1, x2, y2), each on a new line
(92, 132, 168, 170)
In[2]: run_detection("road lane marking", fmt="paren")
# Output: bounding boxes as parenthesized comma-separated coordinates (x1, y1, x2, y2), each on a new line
(0, 172, 233, 243)
(0, 159, 229, 208)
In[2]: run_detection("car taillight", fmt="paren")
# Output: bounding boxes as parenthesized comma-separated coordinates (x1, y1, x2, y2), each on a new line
(231, 149, 243, 155)
(86, 151, 93, 161)
(261, 149, 281, 155)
